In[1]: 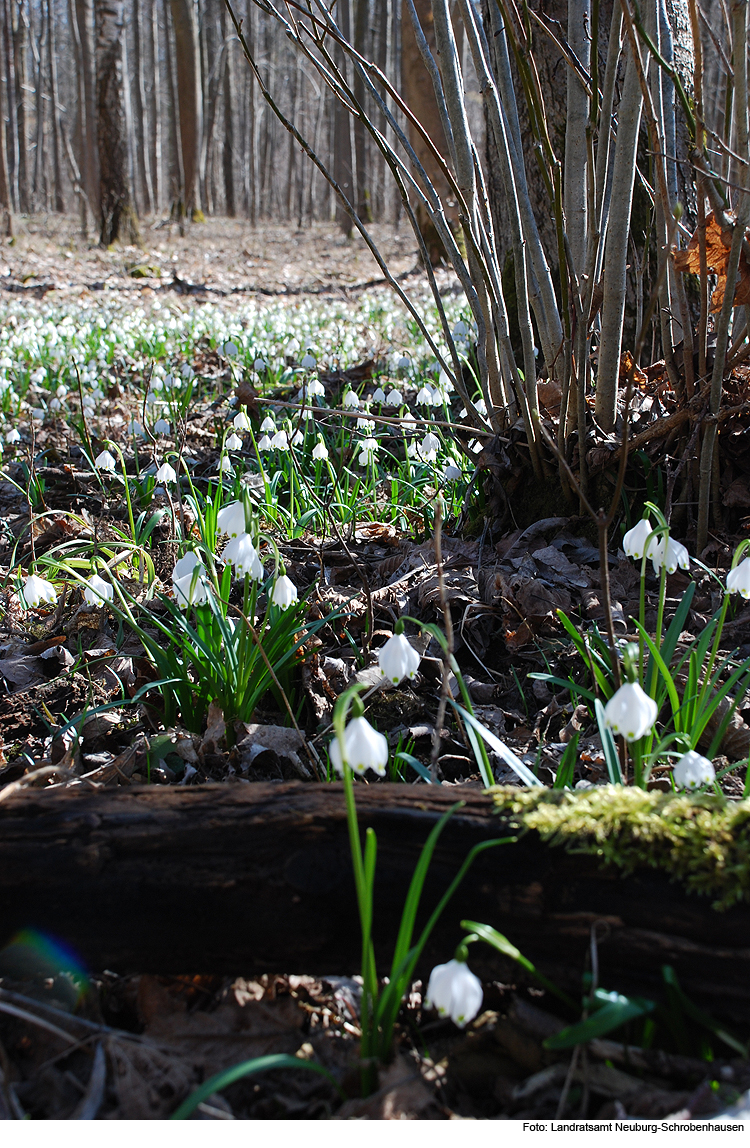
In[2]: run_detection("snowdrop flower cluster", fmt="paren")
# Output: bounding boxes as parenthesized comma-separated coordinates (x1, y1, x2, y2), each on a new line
(221, 532, 264, 580)
(672, 750, 715, 790)
(172, 551, 210, 608)
(358, 437, 379, 466)
(425, 960, 483, 1027)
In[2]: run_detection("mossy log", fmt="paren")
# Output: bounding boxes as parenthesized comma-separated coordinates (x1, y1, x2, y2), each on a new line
(1, 783, 749, 1024)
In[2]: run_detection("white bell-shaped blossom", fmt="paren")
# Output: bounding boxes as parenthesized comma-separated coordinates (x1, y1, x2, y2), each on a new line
(5, 428, 21, 444)
(378, 631, 421, 684)
(233, 410, 252, 431)
(342, 390, 360, 409)
(444, 464, 462, 482)
(385, 389, 403, 407)
(604, 682, 658, 742)
(453, 320, 469, 338)
(217, 456, 233, 474)
(226, 433, 243, 451)
(673, 750, 715, 790)
(307, 379, 325, 398)
(271, 574, 298, 609)
(651, 536, 690, 575)
(357, 416, 375, 432)
(95, 449, 117, 474)
(181, 364, 195, 380)
(329, 715, 388, 777)
(217, 500, 246, 537)
(397, 355, 411, 370)
(312, 440, 329, 461)
(221, 532, 260, 579)
(223, 341, 238, 359)
(254, 357, 267, 372)
(172, 552, 209, 608)
(419, 432, 441, 461)
(727, 557, 750, 598)
(271, 429, 289, 451)
(416, 385, 434, 405)
(359, 437, 379, 466)
(438, 369, 454, 393)
(291, 428, 304, 447)
(84, 574, 114, 604)
(258, 435, 272, 451)
(155, 462, 177, 484)
(301, 352, 317, 370)
(371, 387, 386, 404)
(425, 960, 483, 1028)
(128, 418, 144, 437)
(260, 416, 276, 433)
(623, 518, 657, 561)
(153, 418, 171, 435)
(22, 573, 57, 609)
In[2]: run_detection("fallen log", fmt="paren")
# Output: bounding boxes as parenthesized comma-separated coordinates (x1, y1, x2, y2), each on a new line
(1, 783, 749, 1025)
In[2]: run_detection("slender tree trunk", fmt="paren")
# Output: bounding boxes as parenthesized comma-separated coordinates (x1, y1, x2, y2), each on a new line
(150, 1, 162, 212)
(0, 0, 10, 230)
(133, 0, 153, 214)
(353, 0, 370, 220)
(163, 0, 183, 211)
(220, 0, 235, 215)
(75, 0, 99, 223)
(168, 0, 202, 217)
(333, 0, 353, 234)
(13, 0, 28, 213)
(47, 0, 64, 212)
(95, 0, 138, 244)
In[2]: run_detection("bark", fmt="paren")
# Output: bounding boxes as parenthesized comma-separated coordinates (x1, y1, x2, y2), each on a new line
(74, 0, 99, 226)
(168, 0, 202, 216)
(332, 0, 354, 235)
(220, 0, 235, 216)
(1, 783, 750, 1024)
(13, 0, 28, 213)
(353, 0, 370, 220)
(47, 0, 64, 212)
(95, 0, 138, 244)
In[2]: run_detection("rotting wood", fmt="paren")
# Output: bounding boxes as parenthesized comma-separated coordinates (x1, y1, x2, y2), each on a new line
(1, 783, 749, 1024)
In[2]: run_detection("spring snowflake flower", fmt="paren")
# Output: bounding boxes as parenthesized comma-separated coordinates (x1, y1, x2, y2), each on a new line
(673, 750, 715, 790)
(84, 574, 114, 605)
(271, 430, 289, 451)
(371, 387, 386, 404)
(217, 500, 246, 537)
(438, 369, 454, 393)
(342, 390, 360, 409)
(604, 682, 658, 742)
(397, 355, 411, 370)
(223, 341, 238, 359)
(291, 429, 304, 447)
(385, 389, 403, 407)
(453, 320, 469, 338)
(258, 435, 272, 451)
(128, 418, 144, 437)
(221, 532, 261, 579)
(153, 418, 171, 435)
(378, 630, 421, 684)
(306, 379, 325, 398)
(172, 552, 209, 608)
(419, 432, 441, 461)
(260, 416, 276, 433)
(425, 960, 482, 1028)
(155, 462, 177, 484)
(217, 456, 233, 474)
(94, 449, 117, 474)
(650, 536, 690, 576)
(444, 464, 462, 481)
(329, 715, 388, 777)
(5, 428, 21, 444)
(727, 557, 750, 598)
(623, 518, 658, 562)
(271, 574, 298, 609)
(233, 410, 252, 431)
(359, 438, 379, 466)
(416, 385, 434, 405)
(301, 352, 317, 370)
(21, 573, 57, 609)
(312, 440, 329, 461)
(254, 357, 267, 372)
(226, 433, 243, 451)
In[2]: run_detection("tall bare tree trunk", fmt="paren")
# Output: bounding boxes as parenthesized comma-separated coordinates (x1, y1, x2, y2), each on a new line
(168, 0, 202, 217)
(75, 0, 99, 225)
(333, 0, 353, 234)
(133, 0, 153, 214)
(221, 0, 235, 216)
(47, 0, 64, 211)
(150, 1, 162, 211)
(353, 0, 369, 220)
(96, 0, 138, 244)
(13, 0, 28, 213)
(0, 2, 10, 231)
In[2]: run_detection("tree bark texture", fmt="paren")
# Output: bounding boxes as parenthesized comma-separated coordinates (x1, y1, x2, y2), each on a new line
(96, 0, 138, 243)
(1, 783, 749, 1026)
(168, 0, 202, 216)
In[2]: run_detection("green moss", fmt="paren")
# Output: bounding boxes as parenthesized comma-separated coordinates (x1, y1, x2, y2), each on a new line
(491, 786, 750, 911)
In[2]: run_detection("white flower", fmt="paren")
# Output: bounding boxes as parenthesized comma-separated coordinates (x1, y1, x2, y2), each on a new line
(301, 352, 317, 370)
(385, 389, 403, 407)
(233, 410, 252, 431)
(221, 532, 260, 579)
(258, 435, 272, 451)
(623, 518, 657, 561)
(342, 390, 360, 409)
(371, 387, 386, 404)
(84, 574, 114, 604)
(438, 369, 454, 393)
(312, 440, 329, 461)
(416, 385, 434, 405)
(22, 573, 57, 609)
(223, 341, 238, 358)
(128, 418, 144, 437)
(95, 449, 117, 474)
(397, 355, 411, 370)
(260, 415, 276, 433)
(292, 429, 304, 447)
(359, 437, 379, 466)
(604, 682, 658, 742)
(155, 462, 177, 483)
(425, 960, 483, 1028)
(453, 320, 468, 338)
(307, 379, 325, 398)
(419, 432, 441, 461)
(444, 464, 462, 481)
(153, 418, 171, 435)
(172, 552, 209, 608)
(357, 416, 375, 431)
(378, 631, 421, 685)
(271, 430, 289, 451)
(5, 428, 21, 444)
(673, 750, 715, 790)
(217, 500, 246, 537)
(226, 433, 243, 451)
(181, 363, 195, 380)
(271, 574, 298, 609)
(217, 456, 233, 474)
(329, 715, 388, 777)
(727, 557, 750, 598)
(432, 388, 448, 407)
(254, 357, 267, 372)
(651, 536, 690, 575)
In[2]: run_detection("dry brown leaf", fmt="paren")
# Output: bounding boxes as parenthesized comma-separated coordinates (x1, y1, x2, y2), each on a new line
(619, 351, 648, 386)
(674, 212, 750, 312)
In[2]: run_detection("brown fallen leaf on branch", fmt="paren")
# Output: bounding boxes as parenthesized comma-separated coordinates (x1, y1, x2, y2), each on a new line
(674, 212, 750, 312)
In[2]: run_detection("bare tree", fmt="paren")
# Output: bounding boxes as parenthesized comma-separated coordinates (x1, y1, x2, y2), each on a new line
(96, 0, 138, 243)
(169, 0, 202, 217)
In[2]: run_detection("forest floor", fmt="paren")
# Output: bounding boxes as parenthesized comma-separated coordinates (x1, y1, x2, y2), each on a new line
(0, 215, 749, 1120)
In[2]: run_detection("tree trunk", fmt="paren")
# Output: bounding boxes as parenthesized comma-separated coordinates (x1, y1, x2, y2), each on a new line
(75, 0, 100, 223)
(333, 0, 354, 234)
(132, 0, 153, 214)
(220, 0, 235, 216)
(95, 0, 138, 244)
(47, 0, 64, 213)
(168, 0, 202, 218)
(0, 0, 10, 229)
(13, 0, 28, 213)
(353, 0, 370, 220)
(1, 783, 749, 1025)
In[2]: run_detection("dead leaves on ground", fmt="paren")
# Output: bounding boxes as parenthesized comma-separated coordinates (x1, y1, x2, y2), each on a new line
(674, 212, 750, 312)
